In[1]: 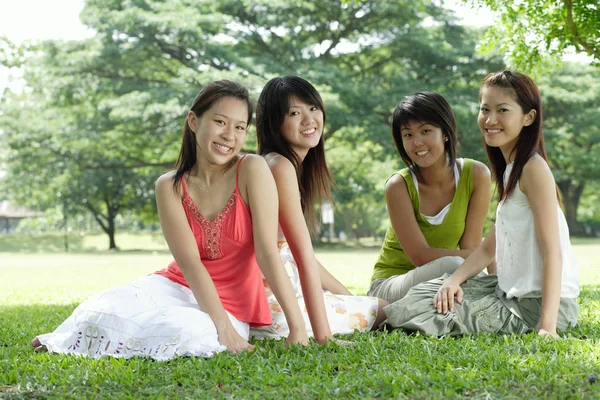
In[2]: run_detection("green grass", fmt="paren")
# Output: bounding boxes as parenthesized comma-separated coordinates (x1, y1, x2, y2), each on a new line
(1, 233, 599, 399)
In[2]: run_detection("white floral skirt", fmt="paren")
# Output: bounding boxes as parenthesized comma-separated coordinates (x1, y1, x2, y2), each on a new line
(250, 243, 379, 339)
(36, 275, 249, 361)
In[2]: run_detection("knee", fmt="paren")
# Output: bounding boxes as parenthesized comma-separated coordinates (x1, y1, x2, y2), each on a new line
(378, 298, 389, 309)
(439, 256, 464, 272)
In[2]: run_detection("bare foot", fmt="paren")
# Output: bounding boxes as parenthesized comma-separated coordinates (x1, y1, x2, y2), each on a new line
(31, 337, 47, 352)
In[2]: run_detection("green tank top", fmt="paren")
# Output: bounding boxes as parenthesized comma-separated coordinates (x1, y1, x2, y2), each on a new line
(371, 158, 474, 281)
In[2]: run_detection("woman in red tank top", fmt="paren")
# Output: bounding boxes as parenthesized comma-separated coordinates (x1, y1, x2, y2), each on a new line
(32, 81, 309, 360)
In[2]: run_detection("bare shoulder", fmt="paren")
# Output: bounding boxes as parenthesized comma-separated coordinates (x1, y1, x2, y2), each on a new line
(238, 153, 270, 181)
(385, 173, 408, 196)
(521, 154, 554, 194)
(522, 154, 553, 179)
(470, 159, 491, 186)
(155, 170, 178, 193)
(263, 153, 296, 182)
(239, 153, 267, 170)
(264, 152, 294, 174)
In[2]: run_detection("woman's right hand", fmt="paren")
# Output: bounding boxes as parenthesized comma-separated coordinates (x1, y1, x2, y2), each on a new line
(217, 325, 254, 354)
(433, 277, 463, 314)
(285, 328, 310, 348)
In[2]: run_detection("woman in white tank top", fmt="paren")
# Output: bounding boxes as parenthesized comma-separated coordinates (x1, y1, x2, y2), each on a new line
(382, 71, 579, 339)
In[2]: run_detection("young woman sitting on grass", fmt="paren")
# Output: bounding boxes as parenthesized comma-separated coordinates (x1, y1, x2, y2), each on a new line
(383, 71, 580, 338)
(32, 80, 310, 360)
(250, 76, 387, 343)
(368, 92, 492, 304)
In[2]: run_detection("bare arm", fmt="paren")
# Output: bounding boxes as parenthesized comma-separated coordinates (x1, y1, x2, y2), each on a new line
(459, 161, 491, 249)
(267, 155, 333, 344)
(318, 259, 353, 295)
(520, 156, 563, 337)
(386, 174, 471, 267)
(239, 155, 309, 345)
(459, 161, 495, 274)
(155, 172, 251, 353)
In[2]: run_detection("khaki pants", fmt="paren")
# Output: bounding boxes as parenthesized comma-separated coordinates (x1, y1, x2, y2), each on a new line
(383, 273, 579, 335)
(368, 256, 464, 303)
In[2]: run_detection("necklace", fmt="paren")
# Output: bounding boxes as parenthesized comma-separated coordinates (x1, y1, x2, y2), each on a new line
(189, 168, 229, 193)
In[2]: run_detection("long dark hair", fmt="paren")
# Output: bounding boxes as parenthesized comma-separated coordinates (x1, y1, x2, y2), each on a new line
(480, 71, 558, 203)
(172, 80, 253, 190)
(256, 76, 333, 235)
(390, 92, 458, 182)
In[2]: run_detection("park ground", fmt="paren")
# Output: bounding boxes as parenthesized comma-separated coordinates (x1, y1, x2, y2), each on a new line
(0, 233, 599, 399)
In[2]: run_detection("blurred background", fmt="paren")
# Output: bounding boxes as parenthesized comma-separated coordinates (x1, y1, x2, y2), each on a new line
(1, 0, 598, 252)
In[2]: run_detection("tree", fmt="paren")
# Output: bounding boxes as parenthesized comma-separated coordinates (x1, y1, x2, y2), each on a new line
(464, 0, 600, 70)
(1, 0, 505, 247)
(539, 63, 600, 235)
(0, 39, 166, 249)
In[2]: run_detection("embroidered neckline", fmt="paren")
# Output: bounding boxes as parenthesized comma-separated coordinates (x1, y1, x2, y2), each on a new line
(182, 190, 237, 260)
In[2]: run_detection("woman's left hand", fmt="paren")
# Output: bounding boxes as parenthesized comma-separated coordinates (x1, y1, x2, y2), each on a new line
(433, 277, 463, 314)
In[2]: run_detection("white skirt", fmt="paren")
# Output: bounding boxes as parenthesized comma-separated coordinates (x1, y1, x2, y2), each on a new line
(251, 244, 379, 339)
(37, 275, 249, 361)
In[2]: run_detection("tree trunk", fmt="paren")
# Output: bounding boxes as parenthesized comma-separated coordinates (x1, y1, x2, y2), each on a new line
(557, 180, 585, 236)
(107, 207, 117, 250)
(85, 202, 119, 250)
(63, 202, 69, 252)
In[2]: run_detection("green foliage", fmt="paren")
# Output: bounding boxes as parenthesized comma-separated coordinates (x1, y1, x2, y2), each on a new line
(3, 0, 597, 240)
(465, 0, 600, 72)
(539, 63, 600, 234)
(1, 0, 509, 242)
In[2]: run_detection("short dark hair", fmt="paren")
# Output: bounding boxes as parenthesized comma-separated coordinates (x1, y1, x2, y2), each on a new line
(390, 92, 457, 180)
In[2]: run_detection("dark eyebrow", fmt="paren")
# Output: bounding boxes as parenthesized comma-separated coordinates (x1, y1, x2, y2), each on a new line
(480, 103, 512, 107)
(401, 122, 430, 132)
(214, 113, 247, 125)
(289, 103, 317, 109)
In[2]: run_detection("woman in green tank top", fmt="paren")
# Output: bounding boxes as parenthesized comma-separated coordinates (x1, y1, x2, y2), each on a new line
(368, 92, 493, 304)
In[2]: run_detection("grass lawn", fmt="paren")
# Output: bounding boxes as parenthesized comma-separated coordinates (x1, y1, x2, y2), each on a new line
(1, 233, 599, 399)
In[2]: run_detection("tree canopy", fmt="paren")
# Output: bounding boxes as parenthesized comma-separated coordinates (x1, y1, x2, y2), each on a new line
(1, 0, 597, 247)
(464, 0, 600, 71)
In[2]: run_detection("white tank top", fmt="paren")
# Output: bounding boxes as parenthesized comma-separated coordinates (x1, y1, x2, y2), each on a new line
(496, 163, 579, 299)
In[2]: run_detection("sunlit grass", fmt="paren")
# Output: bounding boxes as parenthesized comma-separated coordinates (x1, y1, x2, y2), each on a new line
(0, 233, 599, 398)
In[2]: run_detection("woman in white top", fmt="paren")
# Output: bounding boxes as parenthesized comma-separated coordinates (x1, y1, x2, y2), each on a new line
(250, 76, 387, 342)
(383, 71, 579, 338)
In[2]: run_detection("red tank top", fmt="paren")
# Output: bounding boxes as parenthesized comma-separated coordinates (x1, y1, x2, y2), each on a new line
(155, 155, 272, 326)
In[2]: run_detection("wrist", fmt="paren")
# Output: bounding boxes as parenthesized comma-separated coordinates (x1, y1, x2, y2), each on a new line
(287, 325, 308, 336)
(446, 275, 462, 286)
(538, 318, 557, 333)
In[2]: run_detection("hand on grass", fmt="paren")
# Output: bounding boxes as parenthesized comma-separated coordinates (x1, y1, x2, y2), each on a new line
(217, 326, 254, 354)
(285, 328, 309, 348)
(313, 336, 353, 346)
(329, 338, 353, 346)
(538, 328, 559, 340)
(433, 278, 463, 314)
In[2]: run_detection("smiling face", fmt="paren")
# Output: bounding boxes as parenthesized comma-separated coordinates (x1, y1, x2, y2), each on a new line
(478, 85, 536, 159)
(279, 96, 324, 159)
(400, 120, 447, 169)
(189, 96, 249, 165)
